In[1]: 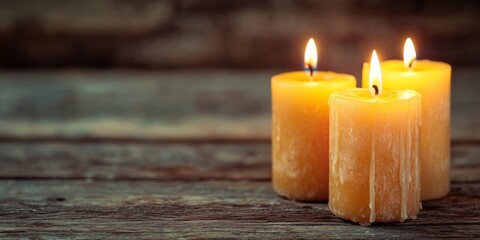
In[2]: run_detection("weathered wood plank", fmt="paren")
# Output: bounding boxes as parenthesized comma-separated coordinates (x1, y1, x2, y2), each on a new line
(0, 71, 272, 139)
(0, 142, 478, 182)
(0, 142, 270, 180)
(0, 180, 478, 239)
(1, 222, 479, 240)
(0, 69, 478, 140)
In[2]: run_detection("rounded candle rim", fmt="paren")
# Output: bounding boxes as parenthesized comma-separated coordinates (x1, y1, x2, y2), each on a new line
(330, 88, 421, 103)
(272, 71, 356, 87)
(363, 59, 451, 76)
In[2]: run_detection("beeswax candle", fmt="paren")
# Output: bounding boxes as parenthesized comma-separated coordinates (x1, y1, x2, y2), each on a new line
(272, 39, 355, 201)
(362, 38, 451, 200)
(329, 51, 421, 225)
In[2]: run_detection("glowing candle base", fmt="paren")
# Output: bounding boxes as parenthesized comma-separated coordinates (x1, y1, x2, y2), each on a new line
(272, 71, 355, 201)
(329, 88, 422, 225)
(362, 60, 451, 200)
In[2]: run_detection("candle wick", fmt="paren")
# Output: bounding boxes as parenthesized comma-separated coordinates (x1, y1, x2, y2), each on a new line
(408, 60, 415, 70)
(308, 64, 314, 77)
(372, 85, 379, 96)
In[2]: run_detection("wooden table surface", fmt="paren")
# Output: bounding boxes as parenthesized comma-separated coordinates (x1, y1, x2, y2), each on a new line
(0, 70, 479, 239)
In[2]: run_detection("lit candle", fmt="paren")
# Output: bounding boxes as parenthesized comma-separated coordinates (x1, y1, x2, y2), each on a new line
(362, 38, 451, 200)
(329, 50, 421, 225)
(271, 38, 356, 201)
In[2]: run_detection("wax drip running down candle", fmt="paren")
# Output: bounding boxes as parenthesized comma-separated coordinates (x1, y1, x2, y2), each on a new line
(368, 50, 381, 223)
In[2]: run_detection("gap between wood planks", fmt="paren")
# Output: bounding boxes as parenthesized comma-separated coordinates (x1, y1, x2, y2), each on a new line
(0, 178, 479, 185)
(0, 135, 478, 146)
(0, 177, 270, 182)
(0, 136, 270, 145)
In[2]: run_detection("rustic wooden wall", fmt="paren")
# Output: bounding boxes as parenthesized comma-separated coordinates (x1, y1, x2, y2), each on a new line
(0, 0, 478, 74)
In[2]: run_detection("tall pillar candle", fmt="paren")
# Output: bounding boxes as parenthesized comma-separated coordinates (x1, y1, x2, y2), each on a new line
(362, 38, 451, 200)
(329, 50, 422, 225)
(272, 39, 356, 201)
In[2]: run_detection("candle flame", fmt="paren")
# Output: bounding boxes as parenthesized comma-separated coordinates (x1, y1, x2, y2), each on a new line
(404, 37, 416, 69)
(304, 38, 318, 76)
(369, 50, 382, 97)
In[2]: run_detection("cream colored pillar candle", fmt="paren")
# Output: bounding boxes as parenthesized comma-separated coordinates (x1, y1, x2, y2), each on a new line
(272, 39, 356, 201)
(329, 51, 421, 225)
(362, 38, 451, 200)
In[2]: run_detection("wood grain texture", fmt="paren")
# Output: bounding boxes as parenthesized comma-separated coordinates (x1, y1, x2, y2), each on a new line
(0, 71, 271, 139)
(0, 142, 477, 182)
(0, 70, 478, 238)
(0, 69, 478, 140)
(0, 142, 270, 180)
(0, 180, 479, 239)
(0, 141, 478, 238)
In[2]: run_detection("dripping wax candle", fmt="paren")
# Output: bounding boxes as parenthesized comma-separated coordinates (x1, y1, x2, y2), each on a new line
(271, 38, 356, 201)
(362, 38, 451, 200)
(329, 50, 421, 225)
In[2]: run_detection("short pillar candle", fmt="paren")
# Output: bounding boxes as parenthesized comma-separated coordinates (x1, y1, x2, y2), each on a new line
(271, 39, 356, 201)
(329, 51, 422, 225)
(362, 38, 451, 200)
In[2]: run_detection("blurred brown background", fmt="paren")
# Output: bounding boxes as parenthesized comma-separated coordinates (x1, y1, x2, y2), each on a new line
(0, 0, 479, 76)
(0, 0, 478, 139)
